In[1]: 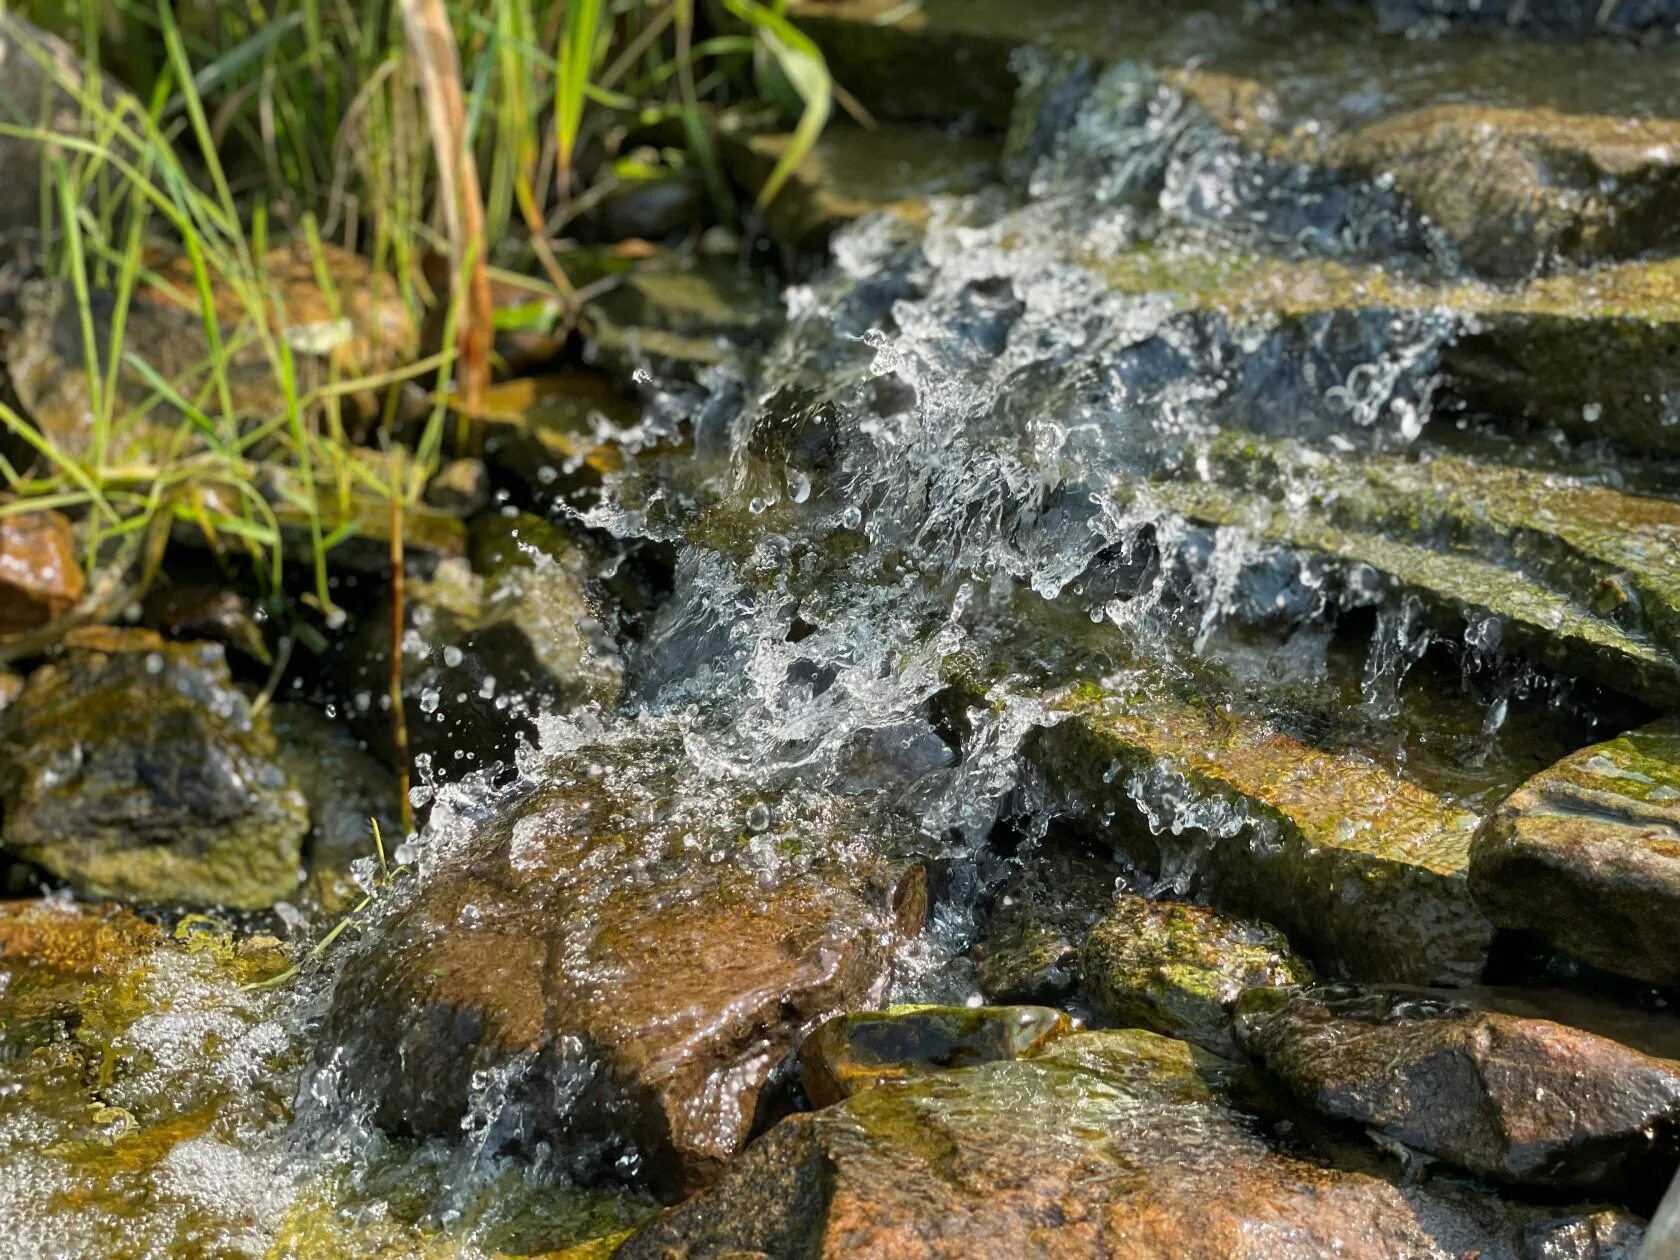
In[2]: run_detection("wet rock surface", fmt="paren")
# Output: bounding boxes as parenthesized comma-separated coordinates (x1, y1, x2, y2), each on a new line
(1030, 684, 1494, 986)
(799, 1004, 1074, 1106)
(1471, 719, 1680, 985)
(1234, 983, 1680, 1199)
(619, 1028, 1641, 1259)
(328, 727, 927, 1196)
(975, 836, 1120, 1004)
(0, 508, 83, 636)
(1079, 893, 1309, 1055)
(0, 629, 307, 908)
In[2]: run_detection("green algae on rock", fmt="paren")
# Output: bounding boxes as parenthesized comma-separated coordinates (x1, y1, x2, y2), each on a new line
(1029, 684, 1493, 987)
(800, 1004, 1074, 1107)
(976, 835, 1121, 1004)
(326, 725, 928, 1197)
(619, 1027, 1639, 1259)
(1079, 894, 1309, 1056)
(1235, 983, 1680, 1199)
(0, 630, 308, 909)
(1470, 719, 1680, 985)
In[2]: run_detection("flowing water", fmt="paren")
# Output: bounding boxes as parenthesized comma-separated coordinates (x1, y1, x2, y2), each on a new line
(3, 9, 1676, 1254)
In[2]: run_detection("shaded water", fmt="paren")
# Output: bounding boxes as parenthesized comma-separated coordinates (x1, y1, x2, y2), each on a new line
(5, 9, 1677, 1254)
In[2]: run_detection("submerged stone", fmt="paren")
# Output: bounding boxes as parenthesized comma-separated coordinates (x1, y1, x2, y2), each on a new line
(0, 629, 307, 908)
(976, 836, 1120, 1004)
(800, 1004, 1074, 1107)
(1030, 685, 1494, 986)
(1234, 983, 1680, 1199)
(1470, 719, 1680, 985)
(327, 727, 927, 1196)
(0, 509, 83, 636)
(620, 1027, 1638, 1258)
(1079, 894, 1309, 1056)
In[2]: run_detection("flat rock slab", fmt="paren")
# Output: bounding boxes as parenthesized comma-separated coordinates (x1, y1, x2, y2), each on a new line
(1235, 983, 1680, 1199)
(1182, 433, 1680, 668)
(328, 725, 926, 1197)
(0, 629, 307, 908)
(620, 1027, 1643, 1259)
(1079, 893, 1308, 1056)
(1029, 684, 1493, 986)
(791, 0, 1680, 277)
(800, 1004, 1073, 1107)
(1471, 719, 1680, 985)
(1148, 474, 1680, 709)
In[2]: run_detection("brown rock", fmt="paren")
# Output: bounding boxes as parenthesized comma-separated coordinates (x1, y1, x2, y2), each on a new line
(0, 509, 83, 635)
(1471, 719, 1680, 986)
(327, 727, 926, 1196)
(1234, 984, 1680, 1199)
(621, 1028, 1635, 1259)
(11, 242, 415, 460)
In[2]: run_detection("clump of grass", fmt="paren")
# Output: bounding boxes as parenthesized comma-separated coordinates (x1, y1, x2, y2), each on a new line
(0, 0, 838, 645)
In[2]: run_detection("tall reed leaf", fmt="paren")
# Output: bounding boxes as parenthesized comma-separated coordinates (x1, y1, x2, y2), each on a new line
(722, 0, 830, 207)
(554, 0, 606, 196)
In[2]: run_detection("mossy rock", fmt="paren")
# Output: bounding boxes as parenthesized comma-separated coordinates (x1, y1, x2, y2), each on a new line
(800, 1003, 1074, 1106)
(1470, 719, 1680, 985)
(0, 629, 308, 909)
(1028, 683, 1493, 986)
(976, 835, 1120, 1004)
(1079, 894, 1309, 1056)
